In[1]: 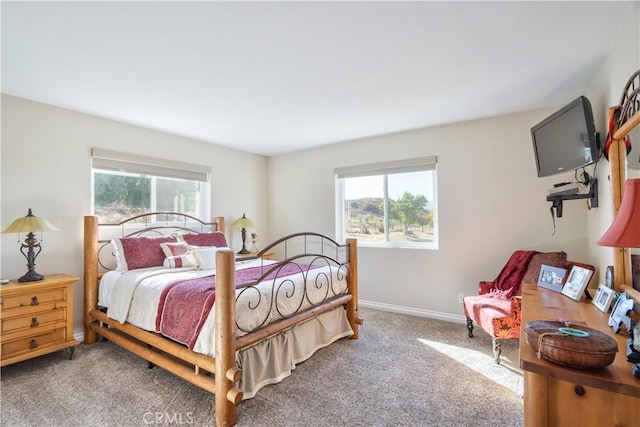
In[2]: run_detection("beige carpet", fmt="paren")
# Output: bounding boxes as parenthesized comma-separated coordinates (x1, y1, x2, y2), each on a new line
(0, 307, 523, 426)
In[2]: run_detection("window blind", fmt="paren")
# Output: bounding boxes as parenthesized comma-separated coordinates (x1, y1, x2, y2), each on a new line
(334, 156, 437, 179)
(91, 148, 210, 182)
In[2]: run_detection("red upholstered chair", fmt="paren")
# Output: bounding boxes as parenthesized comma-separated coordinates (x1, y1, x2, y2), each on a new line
(463, 251, 594, 364)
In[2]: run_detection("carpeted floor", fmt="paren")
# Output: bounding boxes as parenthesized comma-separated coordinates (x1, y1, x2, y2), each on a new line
(0, 307, 523, 426)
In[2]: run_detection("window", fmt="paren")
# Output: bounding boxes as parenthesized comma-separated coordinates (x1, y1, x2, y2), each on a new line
(335, 156, 438, 249)
(91, 148, 210, 223)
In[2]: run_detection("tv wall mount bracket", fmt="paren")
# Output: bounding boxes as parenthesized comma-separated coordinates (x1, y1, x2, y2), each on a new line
(546, 178, 598, 218)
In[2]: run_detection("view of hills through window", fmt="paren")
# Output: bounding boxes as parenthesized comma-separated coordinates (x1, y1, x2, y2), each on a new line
(343, 171, 436, 246)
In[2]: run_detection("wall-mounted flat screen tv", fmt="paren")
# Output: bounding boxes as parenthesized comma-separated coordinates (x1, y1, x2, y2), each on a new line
(531, 96, 598, 178)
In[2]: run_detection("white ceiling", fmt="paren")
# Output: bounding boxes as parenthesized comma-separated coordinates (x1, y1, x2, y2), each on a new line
(1, 1, 634, 156)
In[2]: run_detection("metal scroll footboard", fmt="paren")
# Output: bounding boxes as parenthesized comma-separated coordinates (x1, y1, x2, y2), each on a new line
(233, 233, 351, 334)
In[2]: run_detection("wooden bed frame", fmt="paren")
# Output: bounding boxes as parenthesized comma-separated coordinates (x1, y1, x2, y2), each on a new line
(83, 213, 362, 426)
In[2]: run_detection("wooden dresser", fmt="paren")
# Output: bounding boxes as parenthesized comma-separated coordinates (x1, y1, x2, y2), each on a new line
(1, 274, 79, 366)
(520, 283, 640, 426)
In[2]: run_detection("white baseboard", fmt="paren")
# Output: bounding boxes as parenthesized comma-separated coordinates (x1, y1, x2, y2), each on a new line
(74, 331, 85, 343)
(358, 299, 467, 324)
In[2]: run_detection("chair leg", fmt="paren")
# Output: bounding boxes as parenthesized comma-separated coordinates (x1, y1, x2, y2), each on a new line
(466, 316, 474, 338)
(492, 338, 502, 364)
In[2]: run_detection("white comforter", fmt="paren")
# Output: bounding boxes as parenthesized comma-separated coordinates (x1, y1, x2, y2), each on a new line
(100, 259, 348, 357)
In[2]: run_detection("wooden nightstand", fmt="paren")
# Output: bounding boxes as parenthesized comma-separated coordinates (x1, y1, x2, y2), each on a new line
(236, 251, 274, 261)
(0, 274, 79, 366)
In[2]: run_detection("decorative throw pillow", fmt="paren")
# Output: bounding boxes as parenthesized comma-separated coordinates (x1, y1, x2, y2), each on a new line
(111, 235, 178, 272)
(180, 232, 228, 248)
(161, 241, 189, 258)
(522, 251, 568, 285)
(163, 254, 195, 269)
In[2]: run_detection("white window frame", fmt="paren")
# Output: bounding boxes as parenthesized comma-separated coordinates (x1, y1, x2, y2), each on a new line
(91, 148, 211, 222)
(335, 156, 438, 249)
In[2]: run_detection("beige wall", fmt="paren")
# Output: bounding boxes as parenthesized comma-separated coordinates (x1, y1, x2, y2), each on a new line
(268, 109, 589, 320)
(0, 95, 268, 336)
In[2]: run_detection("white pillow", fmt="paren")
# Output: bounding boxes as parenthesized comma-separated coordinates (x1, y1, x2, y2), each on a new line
(187, 246, 233, 270)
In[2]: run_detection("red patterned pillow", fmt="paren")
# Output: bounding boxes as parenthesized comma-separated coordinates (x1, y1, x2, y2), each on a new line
(522, 251, 568, 284)
(180, 232, 227, 248)
(111, 235, 178, 271)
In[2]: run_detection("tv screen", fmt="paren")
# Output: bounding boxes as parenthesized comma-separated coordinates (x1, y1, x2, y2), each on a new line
(531, 96, 598, 178)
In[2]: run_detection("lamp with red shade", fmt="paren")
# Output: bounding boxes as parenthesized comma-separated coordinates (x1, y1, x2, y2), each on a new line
(597, 178, 640, 291)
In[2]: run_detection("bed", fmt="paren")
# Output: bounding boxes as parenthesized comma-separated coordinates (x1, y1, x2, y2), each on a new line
(83, 212, 362, 426)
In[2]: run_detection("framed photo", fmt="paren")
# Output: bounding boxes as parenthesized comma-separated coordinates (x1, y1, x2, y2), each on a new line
(537, 264, 567, 293)
(561, 265, 594, 301)
(592, 284, 615, 312)
(608, 292, 635, 334)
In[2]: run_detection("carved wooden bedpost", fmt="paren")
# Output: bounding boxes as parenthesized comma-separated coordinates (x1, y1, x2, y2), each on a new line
(346, 238, 363, 339)
(214, 216, 225, 236)
(83, 216, 99, 344)
(215, 249, 242, 426)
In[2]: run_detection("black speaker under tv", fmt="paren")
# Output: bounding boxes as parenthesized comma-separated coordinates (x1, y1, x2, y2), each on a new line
(531, 96, 599, 178)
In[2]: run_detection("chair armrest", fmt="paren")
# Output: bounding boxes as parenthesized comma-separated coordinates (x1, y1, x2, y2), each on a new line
(488, 296, 522, 341)
(478, 281, 493, 295)
(509, 296, 522, 329)
(510, 296, 522, 315)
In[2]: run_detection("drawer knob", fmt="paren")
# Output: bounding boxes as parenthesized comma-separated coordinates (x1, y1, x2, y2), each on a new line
(30, 317, 39, 328)
(29, 339, 38, 350)
(575, 385, 586, 396)
(30, 296, 39, 306)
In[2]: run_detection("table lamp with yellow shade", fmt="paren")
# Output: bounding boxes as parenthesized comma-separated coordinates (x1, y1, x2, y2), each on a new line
(231, 213, 255, 255)
(2, 208, 58, 282)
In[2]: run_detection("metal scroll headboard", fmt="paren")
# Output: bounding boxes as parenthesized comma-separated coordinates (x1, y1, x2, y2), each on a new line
(96, 211, 221, 271)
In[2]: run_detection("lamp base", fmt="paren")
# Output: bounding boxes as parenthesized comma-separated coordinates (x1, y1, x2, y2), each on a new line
(18, 270, 44, 282)
(237, 248, 251, 255)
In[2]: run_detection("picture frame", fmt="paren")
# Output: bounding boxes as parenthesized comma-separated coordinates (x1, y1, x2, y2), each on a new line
(537, 264, 567, 293)
(561, 265, 594, 301)
(608, 292, 635, 334)
(592, 284, 615, 312)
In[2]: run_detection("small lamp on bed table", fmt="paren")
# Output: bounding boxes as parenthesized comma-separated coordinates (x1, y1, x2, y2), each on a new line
(232, 213, 256, 254)
(2, 208, 58, 282)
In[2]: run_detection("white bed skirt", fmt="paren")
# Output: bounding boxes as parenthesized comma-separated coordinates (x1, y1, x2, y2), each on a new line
(237, 307, 353, 399)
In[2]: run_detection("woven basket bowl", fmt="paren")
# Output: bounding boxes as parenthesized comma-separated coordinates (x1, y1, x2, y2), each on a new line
(525, 320, 618, 369)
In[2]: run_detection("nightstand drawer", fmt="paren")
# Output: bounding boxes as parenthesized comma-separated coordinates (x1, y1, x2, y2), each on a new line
(1, 328, 66, 359)
(1, 307, 66, 335)
(1, 288, 66, 311)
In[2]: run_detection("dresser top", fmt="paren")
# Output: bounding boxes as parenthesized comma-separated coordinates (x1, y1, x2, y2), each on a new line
(520, 283, 640, 397)
(1, 274, 79, 293)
